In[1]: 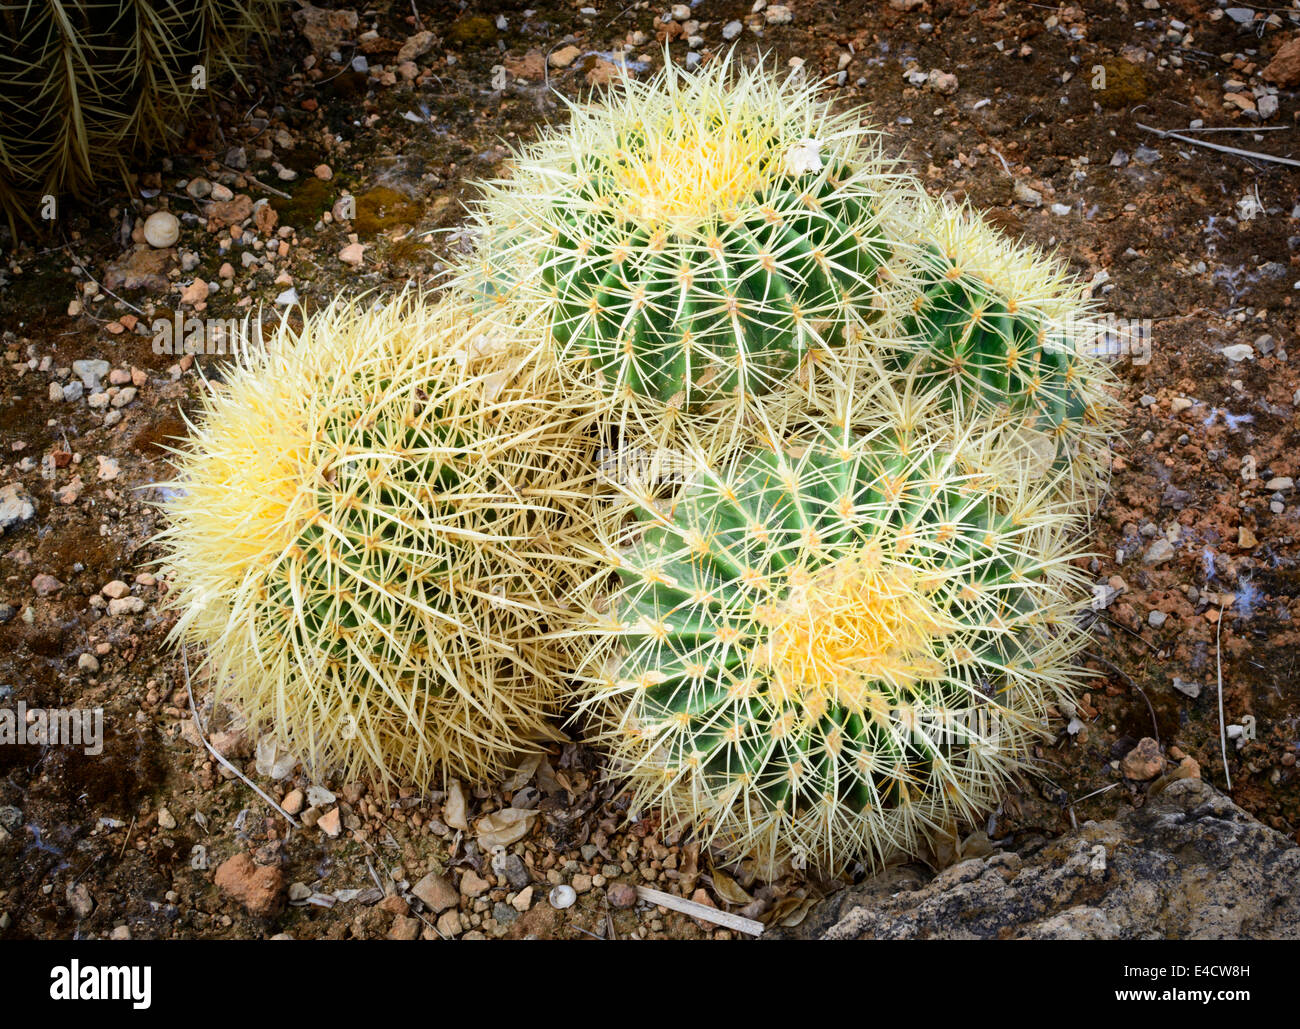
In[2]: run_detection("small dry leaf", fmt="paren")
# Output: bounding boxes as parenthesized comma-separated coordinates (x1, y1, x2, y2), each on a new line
(958, 829, 995, 860)
(500, 753, 543, 793)
(779, 896, 815, 928)
(481, 368, 510, 402)
(679, 841, 700, 895)
(465, 328, 511, 361)
(475, 808, 538, 847)
(926, 821, 963, 869)
(709, 869, 753, 906)
(555, 768, 581, 795)
(254, 738, 297, 780)
(763, 892, 807, 926)
(535, 755, 562, 796)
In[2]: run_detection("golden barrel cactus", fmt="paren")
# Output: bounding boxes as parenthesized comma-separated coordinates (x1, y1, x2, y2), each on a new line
(154, 293, 601, 789)
(572, 371, 1092, 872)
(456, 56, 917, 443)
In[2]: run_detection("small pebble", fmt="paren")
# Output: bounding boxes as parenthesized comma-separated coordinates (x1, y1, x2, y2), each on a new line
(142, 211, 180, 249)
(607, 882, 637, 909)
(548, 884, 576, 909)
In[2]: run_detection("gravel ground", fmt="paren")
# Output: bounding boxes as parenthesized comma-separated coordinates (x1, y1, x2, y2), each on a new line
(0, 0, 1297, 939)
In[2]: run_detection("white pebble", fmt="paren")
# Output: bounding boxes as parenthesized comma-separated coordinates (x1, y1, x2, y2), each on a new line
(108, 597, 145, 616)
(549, 884, 576, 909)
(143, 211, 180, 249)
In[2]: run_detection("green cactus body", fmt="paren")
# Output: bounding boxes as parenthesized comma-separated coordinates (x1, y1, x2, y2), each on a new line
(261, 393, 460, 671)
(876, 196, 1116, 495)
(898, 247, 1088, 437)
(459, 59, 910, 417)
(539, 157, 890, 405)
(582, 406, 1087, 870)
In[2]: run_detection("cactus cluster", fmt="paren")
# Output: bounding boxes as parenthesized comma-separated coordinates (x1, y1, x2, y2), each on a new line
(458, 57, 911, 437)
(155, 294, 599, 788)
(574, 374, 1089, 871)
(0, 0, 278, 233)
(455, 57, 1110, 870)
(157, 55, 1112, 876)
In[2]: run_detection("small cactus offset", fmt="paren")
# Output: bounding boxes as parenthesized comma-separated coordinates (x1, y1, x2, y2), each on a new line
(574, 377, 1090, 872)
(874, 194, 1116, 497)
(0, 0, 279, 232)
(457, 57, 911, 433)
(154, 293, 600, 789)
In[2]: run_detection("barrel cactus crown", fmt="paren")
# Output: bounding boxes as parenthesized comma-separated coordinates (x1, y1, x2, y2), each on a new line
(575, 378, 1090, 871)
(457, 56, 913, 435)
(154, 293, 599, 788)
(0, 0, 278, 232)
(875, 194, 1116, 498)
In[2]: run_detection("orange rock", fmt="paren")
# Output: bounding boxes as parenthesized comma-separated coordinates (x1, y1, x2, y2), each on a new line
(207, 194, 254, 229)
(1262, 34, 1300, 87)
(178, 279, 209, 307)
(586, 57, 623, 87)
(214, 853, 285, 917)
(389, 914, 421, 940)
(1175, 756, 1201, 780)
(505, 49, 546, 81)
(688, 887, 719, 931)
(318, 807, 342, 837)
(1120, 737, 1164, 781)
(254, 203, 279, 235)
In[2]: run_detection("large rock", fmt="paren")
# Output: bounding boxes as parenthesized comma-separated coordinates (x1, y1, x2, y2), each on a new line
(783, 780, 1300, 940)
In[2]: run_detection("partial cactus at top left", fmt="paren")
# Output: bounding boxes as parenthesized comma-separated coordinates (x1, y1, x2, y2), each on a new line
(153, 292, 601, 789)
(0, 0, 279, 232)
(457, 57, 913, 434)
